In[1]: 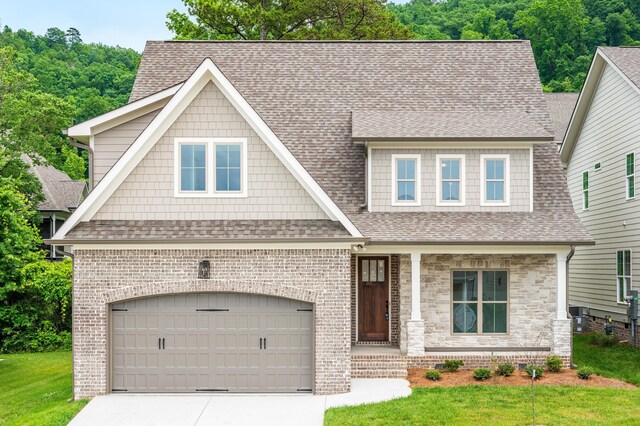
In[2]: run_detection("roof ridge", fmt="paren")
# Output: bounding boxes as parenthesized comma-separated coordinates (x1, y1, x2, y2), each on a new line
(153, 39, 525, 44)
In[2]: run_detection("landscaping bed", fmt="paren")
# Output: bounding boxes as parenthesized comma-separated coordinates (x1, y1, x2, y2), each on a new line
(409, 368, 635, 389)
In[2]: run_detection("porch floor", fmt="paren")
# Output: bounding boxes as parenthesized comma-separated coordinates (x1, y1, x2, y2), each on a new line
(351, 345, 402, 356)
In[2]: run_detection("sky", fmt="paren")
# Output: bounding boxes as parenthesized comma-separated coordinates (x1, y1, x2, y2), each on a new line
(1, 0, 411, 52)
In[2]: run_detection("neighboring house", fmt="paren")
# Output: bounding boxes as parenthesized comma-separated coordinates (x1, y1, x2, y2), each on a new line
(545, 93, 579, 145)
(560, 46, 640, 341)
(23, 155, 87, 259)
(49, 40, 591, 400)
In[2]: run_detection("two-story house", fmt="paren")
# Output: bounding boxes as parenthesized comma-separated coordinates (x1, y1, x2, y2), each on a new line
(49, 40, 591, 399)
(560, 46, 640, 342)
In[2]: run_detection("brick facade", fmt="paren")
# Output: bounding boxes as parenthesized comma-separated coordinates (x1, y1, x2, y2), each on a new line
(583, 315, 636, 345)
(72, 248, 351, 399)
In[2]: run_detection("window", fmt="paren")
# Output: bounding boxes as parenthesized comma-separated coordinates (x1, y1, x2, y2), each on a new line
(582, 171, 589, 210)
(180, 143, 207, 192)
(436, 155, 465, 206)
(617, 250, 632, 304)
(480, 155, 510, 206)
(626, 152, 635, 200)
(392, 154, 421, 206)
(174, 138, 247, 197)
(452, 270, 508, 334)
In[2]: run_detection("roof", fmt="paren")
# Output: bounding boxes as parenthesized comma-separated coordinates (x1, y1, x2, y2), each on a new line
(544, 93, 579, 143)
(63, 220, 353, 242)
(61, 40, 590, 245)
(600, 46, 640, 91)
(351, 110, 552, 141)
(24, 156, 87, 213)
(560, 47, 640, 164)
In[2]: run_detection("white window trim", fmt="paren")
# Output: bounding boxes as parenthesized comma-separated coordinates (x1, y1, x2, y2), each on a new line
(173, 137, 248, 198)
(436, 154, 465, 206)
(480, 154, 510, 207)
(616, 249, 632, 305)
(391, 154, 421, 207)
(582, 170, 589, 211)
(626, 151, 635, 201)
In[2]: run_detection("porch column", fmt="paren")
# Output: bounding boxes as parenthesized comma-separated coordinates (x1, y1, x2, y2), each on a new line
(407, 252, 425, 356)
(551, 252, 572, 359)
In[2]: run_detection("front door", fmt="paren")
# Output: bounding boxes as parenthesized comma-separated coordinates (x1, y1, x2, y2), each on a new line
(358, 257, 389, 341)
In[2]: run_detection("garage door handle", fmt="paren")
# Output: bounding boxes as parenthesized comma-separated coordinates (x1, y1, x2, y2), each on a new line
(162, 338, 165, 349)
(259, 338, 263, 349)
(158, 338, 161, 350)
(264, 338, 267, 349)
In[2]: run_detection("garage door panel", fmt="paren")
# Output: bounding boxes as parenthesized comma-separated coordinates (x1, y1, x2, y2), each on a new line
(111, 293, 312, 393)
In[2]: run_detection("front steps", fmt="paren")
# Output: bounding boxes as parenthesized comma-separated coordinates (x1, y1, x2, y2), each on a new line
(351, 354, 408, 379)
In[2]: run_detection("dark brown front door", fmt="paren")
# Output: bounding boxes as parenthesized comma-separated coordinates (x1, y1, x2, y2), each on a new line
(358, 257, 389, 341)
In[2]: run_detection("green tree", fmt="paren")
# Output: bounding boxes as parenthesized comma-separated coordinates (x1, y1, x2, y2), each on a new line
(166, 0, 413, 40)
(606, 12, 628, 45)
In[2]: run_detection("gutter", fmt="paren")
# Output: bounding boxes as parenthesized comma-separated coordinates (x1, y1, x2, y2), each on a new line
(566, 245, 576, 367)
(368, 240, 595, 246)
(55, 247, 75, 401)
(44, 237, 370, 245)
(359, 142, 368, 209)
(68, 137, 94, 190)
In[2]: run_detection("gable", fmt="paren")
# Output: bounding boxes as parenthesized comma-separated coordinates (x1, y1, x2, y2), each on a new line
(93, 82, 328, 221)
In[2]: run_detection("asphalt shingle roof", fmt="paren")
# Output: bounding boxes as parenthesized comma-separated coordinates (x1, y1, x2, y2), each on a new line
(24, 156, 87, 213)
(544, 93, 579, 143)
(83, 40, 590, 244)
(600, 46, 640, 91)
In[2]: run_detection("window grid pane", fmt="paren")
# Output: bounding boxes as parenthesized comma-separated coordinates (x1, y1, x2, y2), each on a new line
(583, 171, 589, 209)
(441, 159, 461, 202)
(616, 250, 632, 302)
(485, 159, 505, 202)
(453, 270, 508, 335)
(396, 158, 417, 202)
(215, 144, 242, 192)
(180, 144, 206, 192)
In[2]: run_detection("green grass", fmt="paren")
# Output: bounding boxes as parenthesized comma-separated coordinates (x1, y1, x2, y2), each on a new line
(0, 352, 86, 426)
(573, 334, 640, 386)
(325, 386, 640, 425)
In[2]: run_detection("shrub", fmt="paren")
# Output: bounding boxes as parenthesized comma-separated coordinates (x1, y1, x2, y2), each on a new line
(589, 333, 618, 347)
(473, 368, 492, 381)
(495, 363, 515, 377)
(442, 359, 464, 372)
(545, 355, 563, 372)
(577, 367, 595, 380)
(425, 370, 442, 381)
(524, 364, 543, 379)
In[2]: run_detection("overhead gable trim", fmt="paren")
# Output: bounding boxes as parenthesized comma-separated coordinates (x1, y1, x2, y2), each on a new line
(54, 58, 362, 240)
(66, 84, 182, 142)
(560, 48, 640, 164)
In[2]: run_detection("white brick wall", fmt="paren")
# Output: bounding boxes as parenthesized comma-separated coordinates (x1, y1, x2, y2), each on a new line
(93, 82, 328, 220)
(371, 148, 531, 212)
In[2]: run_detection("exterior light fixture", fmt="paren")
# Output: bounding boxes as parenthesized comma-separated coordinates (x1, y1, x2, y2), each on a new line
(198, 260, 210, 279)
(352, 244, 367, 253)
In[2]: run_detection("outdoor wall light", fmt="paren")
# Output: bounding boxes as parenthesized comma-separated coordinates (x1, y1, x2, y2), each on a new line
(198, 260, 210, 279)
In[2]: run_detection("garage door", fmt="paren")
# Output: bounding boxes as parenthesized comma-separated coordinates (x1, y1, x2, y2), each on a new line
(110, 293, 313, 393)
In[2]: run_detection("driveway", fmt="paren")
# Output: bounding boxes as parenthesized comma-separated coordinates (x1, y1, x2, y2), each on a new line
(69, 379, 411, 426)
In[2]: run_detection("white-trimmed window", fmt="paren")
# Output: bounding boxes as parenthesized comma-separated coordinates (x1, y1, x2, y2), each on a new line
(626, 152, 635, 200)
(617, 250, 632, 304)
(174, 138, 247, 197)
(582, 170, 589, 210)
(452, 270, 508, 334)
(480, 154, 510, 206)
(436, 155, 465, 206)
(391, 154, 421, 206)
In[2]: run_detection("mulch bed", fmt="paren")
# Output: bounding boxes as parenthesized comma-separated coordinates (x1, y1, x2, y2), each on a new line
(408, 368, 636, 389)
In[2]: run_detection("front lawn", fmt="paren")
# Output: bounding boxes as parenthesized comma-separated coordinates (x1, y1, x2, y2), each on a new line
(0, 352, 86, 426)
(324, 386, 640, 425)
(573, 334, 640, 386)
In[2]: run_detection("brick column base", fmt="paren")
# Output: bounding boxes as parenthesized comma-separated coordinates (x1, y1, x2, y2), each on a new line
(407, 319, 425, 356)
(551, 318, 572, 357)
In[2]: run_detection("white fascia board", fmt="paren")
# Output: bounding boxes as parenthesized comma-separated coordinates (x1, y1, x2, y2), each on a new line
(362, 244, 573, 256)
(367, 141, 536, 149)
(67, 84, 182, 138)
(54, 58, 362, 240)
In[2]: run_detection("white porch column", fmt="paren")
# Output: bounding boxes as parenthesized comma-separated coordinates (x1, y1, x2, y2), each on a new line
(407, 252, 425, 356)
(556, 253, 567, 320)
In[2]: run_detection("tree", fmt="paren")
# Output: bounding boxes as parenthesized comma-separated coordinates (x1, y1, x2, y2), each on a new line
(166, 0, 413, 40)
(66, 27, 82, 46)
(606, 12, 628, 45)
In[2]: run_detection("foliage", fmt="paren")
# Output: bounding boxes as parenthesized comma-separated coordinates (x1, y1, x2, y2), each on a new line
(545, 355, 563, 372)
(167, 0, 413, 41)
(0, 149, 44, 218)
(389, 0, 640, 91)
(577, 367, 595, 380)
(495, 362, 516, 376)
(589, 332, 619, 347)
(574, 334, 640, 386)
(442, 359, 465, 372)
(473, 367, 492, 380)
(0, 352, 87, 425)
(325, 386, 640, 425)
(425, 370, 442, 381)
(524, 364, 544, 379)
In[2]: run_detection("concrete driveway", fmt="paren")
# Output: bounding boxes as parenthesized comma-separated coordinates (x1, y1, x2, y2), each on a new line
(69, 379, 411, 426)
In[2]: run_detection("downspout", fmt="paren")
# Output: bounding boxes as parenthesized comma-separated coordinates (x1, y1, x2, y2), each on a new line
(360, 142, 368, 209)
(69, 137, 94, 190)
(566, 245, 576, 367)
(55, 245, 75, 401)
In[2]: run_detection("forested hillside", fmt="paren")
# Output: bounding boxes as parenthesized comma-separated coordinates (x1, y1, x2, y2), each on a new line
(389, 0, 640, 91)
